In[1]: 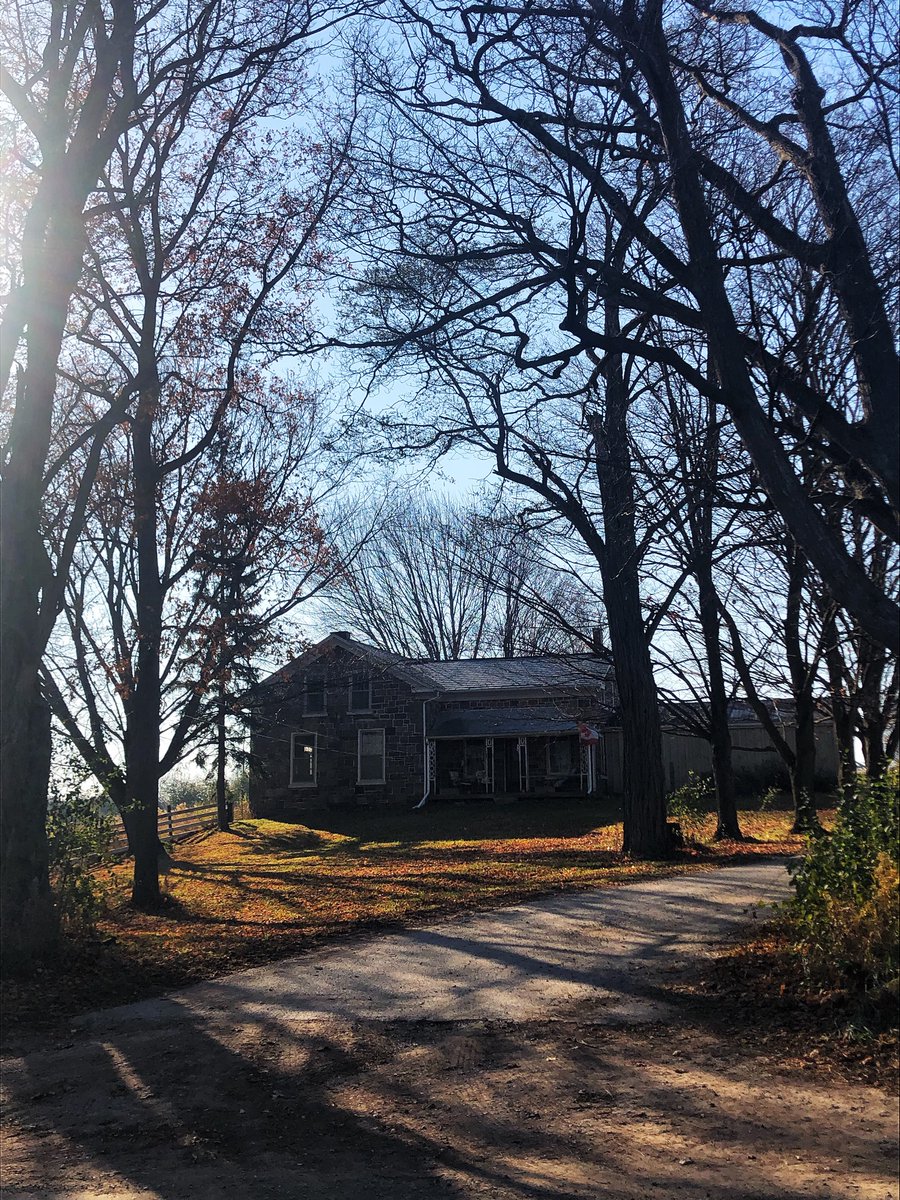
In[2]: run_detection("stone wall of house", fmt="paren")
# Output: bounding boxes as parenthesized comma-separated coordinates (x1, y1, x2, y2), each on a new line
(249, 646, 615, 815)
(249, 646, 425, 815)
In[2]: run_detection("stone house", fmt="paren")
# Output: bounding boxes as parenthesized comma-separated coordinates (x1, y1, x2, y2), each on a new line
(247, 632, 839, 815)
(248, 631, 616, 815)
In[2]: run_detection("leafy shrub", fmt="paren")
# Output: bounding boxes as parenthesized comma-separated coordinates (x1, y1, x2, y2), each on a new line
(46, 765, 115, 934)
(160, 770, 213, 810)
(666, 772, 710, 835)
(756, 785, 781, 812)
(788, 770, 900, 994)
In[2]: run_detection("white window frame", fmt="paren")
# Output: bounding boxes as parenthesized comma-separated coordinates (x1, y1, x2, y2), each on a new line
(303, 674, 326, 715)
(357, 728, 386, 785)
(290, 732, 318, 787)
(348, 671, 372, 713)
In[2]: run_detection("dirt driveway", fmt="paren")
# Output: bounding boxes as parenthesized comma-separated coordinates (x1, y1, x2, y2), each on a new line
(2, 863, 897, 1199)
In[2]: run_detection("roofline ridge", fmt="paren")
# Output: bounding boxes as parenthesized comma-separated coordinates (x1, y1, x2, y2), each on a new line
(406, 650, 610, 665)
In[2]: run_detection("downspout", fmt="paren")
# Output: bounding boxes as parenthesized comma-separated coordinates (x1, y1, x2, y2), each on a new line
(414, 693, 437, 809)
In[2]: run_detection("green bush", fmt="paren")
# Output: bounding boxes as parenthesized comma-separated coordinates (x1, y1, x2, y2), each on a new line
(666, 771, 710, 835)
(160, 770, 214, 809)
(788, 770, 900, 993)
(46, 765, 115, 934)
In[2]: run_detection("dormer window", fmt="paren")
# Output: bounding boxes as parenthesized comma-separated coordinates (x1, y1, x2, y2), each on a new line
(304, 674, 326, 715)
(349, 671, 372, 713)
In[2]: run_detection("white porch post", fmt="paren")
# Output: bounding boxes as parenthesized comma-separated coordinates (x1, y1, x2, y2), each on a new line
(485, 737, 495, 793)
(517, 736, 529, 792)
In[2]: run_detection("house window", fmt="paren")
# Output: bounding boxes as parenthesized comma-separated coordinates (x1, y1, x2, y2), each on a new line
(547, 737, 578, 777)
(290, 733, 317, 786)
(358, 729, 385, 784)
(349, 672, 372, 712)
(304, 674, 326, 714)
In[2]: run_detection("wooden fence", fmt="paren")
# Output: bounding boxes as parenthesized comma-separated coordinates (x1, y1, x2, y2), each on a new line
(109, 803, 219, 856)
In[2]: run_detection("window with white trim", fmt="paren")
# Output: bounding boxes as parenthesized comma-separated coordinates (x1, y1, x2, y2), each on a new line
(303, 674, 326, 715)
(349, 671, 372, 712)
(290, 732, 317, 786)
(357, 729, 385, 784)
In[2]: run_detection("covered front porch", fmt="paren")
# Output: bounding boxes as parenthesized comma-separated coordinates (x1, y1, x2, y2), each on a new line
(425, 707, 606, 800)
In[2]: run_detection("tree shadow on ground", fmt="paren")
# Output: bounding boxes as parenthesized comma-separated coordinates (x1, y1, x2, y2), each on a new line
(3, 998, 894, 1199)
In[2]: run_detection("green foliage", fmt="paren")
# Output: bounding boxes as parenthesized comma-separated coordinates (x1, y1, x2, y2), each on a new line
(788, 770, 900, 994)
(46, 763, 114, 934)
(160, 770, 214, 810)
(757, 785, 781, 813)
(666, 772, 710, 834)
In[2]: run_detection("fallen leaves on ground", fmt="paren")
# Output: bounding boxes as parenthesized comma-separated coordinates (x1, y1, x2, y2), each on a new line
(2, 800, 828, 1036)
(669, 923, 899, 1091)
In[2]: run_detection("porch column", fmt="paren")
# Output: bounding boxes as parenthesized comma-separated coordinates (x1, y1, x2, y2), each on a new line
(426, 739, 436, 796)
(580, 741, 596, 795)
(517, 736, 529, 792)
(485, 738, 495, 793)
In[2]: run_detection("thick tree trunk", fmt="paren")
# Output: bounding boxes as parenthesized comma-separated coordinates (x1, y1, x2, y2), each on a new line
(832, 706, 857, 801)
(591, 300, 667, 859)
(0, 693, 57, 969)
(0, 203, 85, 969)
(604, 569, 668, 856)
(126, 390, 163, 907)
(861, 719, 888, 779)
(855, 625, 891, 780)
(0, 2, 136, 968)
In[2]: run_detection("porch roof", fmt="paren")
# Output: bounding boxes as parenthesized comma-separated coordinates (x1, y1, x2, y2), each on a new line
(427, 706, 582, 739)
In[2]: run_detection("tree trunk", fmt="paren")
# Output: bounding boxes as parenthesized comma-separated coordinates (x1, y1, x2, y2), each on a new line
(696, 556, 741, 840)
(861, 718, 888, 779)
(591, 299, 668, 858)
(820, 608, 856, 803)
(0, 203, 84, 969)
(784, 548, 820, 834)
(126, 388, 163, 907)
(0, 4, 137, 968)
(0, 692, 57, 970)
(603, 566, 668, 856)
(790, 687, 819, 833)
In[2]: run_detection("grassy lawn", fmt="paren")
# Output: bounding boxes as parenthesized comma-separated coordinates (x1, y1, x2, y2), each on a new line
(2, 797, 828, 1034)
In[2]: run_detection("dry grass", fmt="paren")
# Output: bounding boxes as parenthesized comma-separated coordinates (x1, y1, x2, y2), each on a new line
(2, 797, 828, 1035)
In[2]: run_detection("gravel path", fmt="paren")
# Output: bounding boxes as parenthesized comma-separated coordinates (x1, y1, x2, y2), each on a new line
(8, 861, 896, 1200)
(73, 861, 792, 1033)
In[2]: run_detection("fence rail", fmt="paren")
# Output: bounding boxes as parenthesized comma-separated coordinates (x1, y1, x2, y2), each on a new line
(109, 803, 219, 856)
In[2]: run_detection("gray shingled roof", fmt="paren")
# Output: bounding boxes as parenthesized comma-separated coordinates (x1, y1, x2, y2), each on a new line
(397, 653, 614, 694)
(258, 634, 614, 697)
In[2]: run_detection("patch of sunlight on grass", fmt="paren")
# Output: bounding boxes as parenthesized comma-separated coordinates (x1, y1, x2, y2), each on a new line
(1, 799, 832, 1030)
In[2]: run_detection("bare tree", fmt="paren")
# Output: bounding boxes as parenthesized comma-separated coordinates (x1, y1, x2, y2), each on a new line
(2, 0, 146, 963)
(43, 382, 333, 899)
(319, 492, 597, 659)
(1, 0, 351, 935)
(334, 0, 897, 646)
